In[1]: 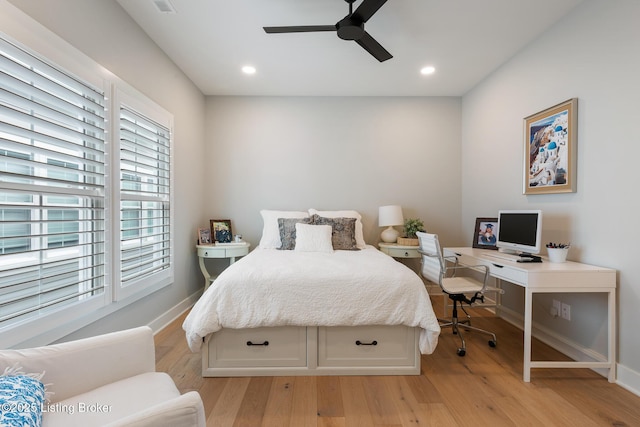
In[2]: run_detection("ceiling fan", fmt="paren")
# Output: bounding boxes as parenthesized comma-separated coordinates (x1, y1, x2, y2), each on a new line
(263, 0, 392, 62)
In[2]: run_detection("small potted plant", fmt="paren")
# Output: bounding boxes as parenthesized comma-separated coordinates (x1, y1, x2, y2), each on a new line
(397, 218, 425, 246)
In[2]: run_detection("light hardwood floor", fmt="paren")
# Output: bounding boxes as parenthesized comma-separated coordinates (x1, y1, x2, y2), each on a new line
(154, 296, 640, 427)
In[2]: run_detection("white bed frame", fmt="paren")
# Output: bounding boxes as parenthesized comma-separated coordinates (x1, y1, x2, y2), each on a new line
(202, 324, 421, 377)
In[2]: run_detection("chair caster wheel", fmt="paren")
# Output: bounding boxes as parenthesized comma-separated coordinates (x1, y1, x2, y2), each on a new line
(488, 340, 496, 348)
(457, 348, 466, 357)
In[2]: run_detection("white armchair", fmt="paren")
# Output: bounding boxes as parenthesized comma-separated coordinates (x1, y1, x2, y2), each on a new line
(0, 326, 205, 427)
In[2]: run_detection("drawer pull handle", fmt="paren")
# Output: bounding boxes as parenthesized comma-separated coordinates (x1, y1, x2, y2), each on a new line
(404, 252, 409, 257)
(246, 340, 269, 346)
(355, 340, 378, 346)
(492, 263, 504, 268)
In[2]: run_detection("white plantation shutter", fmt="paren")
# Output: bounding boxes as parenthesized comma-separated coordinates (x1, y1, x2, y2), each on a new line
(0, 36, 107, 328)
(117, 104, 172, 294)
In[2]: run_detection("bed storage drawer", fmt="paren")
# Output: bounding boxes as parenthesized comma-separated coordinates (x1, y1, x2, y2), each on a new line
(317, 325, 418, 367)
(206, 326, 307, 368)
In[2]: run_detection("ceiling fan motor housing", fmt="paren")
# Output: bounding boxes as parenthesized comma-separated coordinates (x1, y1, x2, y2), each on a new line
(336, 17, 365, 40)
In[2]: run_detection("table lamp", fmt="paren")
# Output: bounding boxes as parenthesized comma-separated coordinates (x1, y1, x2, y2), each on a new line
(378, 205, 404, 243)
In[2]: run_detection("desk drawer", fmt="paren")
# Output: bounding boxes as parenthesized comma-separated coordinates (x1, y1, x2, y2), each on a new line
(487, 264, 527, 284)
(454, 252, 527, 285)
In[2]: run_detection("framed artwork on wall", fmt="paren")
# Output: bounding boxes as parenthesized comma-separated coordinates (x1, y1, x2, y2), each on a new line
(472, 217, 498, 250)
(210, 219, 232, 243)
(523, 98, 577, 195)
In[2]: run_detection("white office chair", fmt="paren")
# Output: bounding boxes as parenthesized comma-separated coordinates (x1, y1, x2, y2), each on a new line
(416, 231, 504, 356)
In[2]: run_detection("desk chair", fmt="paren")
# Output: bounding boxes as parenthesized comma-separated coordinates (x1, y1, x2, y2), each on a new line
(416, 231, 503, 356)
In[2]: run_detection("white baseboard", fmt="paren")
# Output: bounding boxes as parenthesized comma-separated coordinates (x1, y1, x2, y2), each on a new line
(616, 364, 640, 397)
(497, 307, 640, 397)
(149, 290, 202, 335)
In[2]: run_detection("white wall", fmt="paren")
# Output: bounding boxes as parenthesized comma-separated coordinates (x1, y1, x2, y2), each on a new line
(461, 0, 640, 390)
(204, 96, 463, 259)
(5, 0, 207, 339)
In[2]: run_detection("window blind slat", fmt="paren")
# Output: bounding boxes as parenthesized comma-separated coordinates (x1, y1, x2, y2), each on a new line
(120, 146, 170, 169)
(0, 137, 105, 172)
(0, 85, 105, 136)
(120, 128, 170, 152)
(0, 72, 105, 127)
(0, 38, 105, 112)
(0, 120, 104, 160)
(0, 104, 104, 150)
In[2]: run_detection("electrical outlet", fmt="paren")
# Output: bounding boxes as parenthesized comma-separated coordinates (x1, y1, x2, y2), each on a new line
(561, 303, 571, 321)
(552, 300, 561, 318)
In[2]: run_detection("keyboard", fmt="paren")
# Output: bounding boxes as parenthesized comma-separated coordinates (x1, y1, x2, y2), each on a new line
(481, 252, 522, 262)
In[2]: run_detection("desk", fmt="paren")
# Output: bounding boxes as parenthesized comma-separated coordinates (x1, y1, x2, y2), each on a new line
(197, 242, 250, 289)
(443, 247, 616, 383)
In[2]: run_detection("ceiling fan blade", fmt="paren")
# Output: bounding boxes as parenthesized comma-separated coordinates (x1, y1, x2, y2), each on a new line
(352, 0, 388, 23)
(264, 25, 336, 34)
(355, 31, 392, 62)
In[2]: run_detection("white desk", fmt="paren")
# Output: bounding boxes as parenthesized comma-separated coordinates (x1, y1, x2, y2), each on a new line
(443, 247, 616, 383)
(197, 242, 250, 289)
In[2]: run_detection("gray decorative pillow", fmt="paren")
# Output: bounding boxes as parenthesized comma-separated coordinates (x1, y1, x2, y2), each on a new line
(278, 217, 313, 250)
(312, 215, 359, 250)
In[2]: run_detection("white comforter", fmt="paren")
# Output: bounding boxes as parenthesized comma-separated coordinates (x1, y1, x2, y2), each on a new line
(183, 246, 440, 354)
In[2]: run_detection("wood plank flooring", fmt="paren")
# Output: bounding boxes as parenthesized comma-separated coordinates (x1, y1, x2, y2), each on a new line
(154, 296, 640, 427)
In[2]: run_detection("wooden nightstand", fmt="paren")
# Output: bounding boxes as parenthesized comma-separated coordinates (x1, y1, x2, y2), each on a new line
(197, 242, 250, 289)
(378, 242, 420, 259)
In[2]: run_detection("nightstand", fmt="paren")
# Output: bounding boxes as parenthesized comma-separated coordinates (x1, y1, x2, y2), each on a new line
(197, 242, 250, 289)
(378, 242, 420, 259)
(379, 242, 439, 294)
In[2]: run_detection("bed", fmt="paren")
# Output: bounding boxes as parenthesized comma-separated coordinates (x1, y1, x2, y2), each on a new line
(183, 209, 440, 377)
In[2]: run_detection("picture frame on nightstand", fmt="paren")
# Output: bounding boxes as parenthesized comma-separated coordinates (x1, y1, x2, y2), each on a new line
(210, 219, 232, 243)
(472, 217, 498, 250)
(197, 227, 212, 245)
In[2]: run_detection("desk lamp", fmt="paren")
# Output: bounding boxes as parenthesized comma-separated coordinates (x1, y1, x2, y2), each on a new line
(378, 205, 404, 243)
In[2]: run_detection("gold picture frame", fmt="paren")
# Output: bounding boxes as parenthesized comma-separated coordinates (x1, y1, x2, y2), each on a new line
(523, 98, 577, 194)
(210, 219, 232, 243)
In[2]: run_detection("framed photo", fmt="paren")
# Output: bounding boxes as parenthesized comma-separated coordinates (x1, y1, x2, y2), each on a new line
(210, 219, 232, 243)
(197, 227, 212, 245)
(473, 217, 498, 250)
(524, 98, 577, 195)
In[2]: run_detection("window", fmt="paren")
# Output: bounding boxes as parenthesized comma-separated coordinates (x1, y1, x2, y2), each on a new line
(115, 100, 173, 299)
(0, 31, 173, 345)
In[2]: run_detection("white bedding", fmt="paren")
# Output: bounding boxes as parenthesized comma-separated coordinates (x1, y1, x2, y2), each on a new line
(183, 246, 440, 354)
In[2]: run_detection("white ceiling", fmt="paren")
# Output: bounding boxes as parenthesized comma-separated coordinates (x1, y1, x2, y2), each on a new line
(116, 0, 584, 97)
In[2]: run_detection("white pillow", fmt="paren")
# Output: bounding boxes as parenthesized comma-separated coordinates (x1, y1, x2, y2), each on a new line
(294, 224, 334, 253)
(259, 210, 310, 249)
(308, 209, 366, 249)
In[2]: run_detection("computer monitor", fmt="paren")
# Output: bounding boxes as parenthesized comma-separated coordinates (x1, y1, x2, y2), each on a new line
(496, 210, 543, 255)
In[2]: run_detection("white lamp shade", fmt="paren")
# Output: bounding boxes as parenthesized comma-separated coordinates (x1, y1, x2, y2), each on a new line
(378, 205, 404, 227)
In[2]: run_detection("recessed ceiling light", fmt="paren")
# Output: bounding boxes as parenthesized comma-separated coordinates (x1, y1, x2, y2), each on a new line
(420, 66, 436, 75)
(242, 66, 256, 75)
